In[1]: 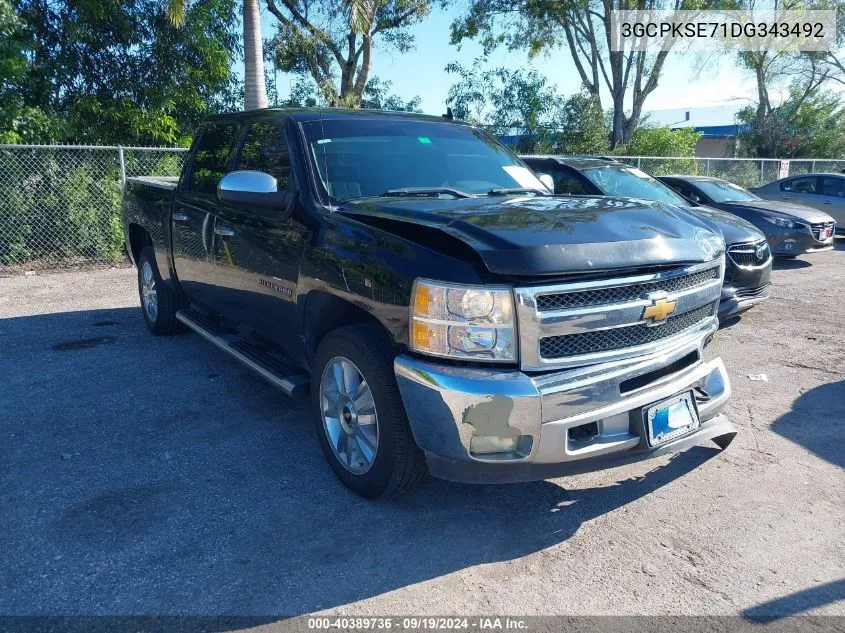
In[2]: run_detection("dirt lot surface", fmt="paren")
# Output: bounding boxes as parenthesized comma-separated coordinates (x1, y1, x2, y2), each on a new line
(1, 247, 843, 619)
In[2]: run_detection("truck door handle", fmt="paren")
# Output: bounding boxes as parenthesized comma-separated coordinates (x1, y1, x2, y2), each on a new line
(173, 211, 189, 221)
(823, 200, 832, 204)
(215, 224, 235, 237)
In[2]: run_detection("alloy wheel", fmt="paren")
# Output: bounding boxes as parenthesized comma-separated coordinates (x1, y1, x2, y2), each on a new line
(319, 356, 379, 475)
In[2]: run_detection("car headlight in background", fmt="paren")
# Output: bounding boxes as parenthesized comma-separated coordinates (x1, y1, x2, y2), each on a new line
(410, 280, 516, 362)
(763, 215, 798, 229)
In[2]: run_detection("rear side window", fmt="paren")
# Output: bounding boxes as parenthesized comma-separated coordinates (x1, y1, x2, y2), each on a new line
(781, 176, 818, 194)
(821, 176, 845, 197)
(189, 123, 241, 195)
(235, 119, 291, 187)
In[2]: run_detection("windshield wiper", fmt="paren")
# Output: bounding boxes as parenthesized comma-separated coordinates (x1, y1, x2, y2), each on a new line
(382, 187, 474, 199)
(487, 187, 549, 196)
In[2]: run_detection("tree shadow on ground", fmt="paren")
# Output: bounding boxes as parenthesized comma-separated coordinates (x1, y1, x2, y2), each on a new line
(772, 257, 812, 270)
(0, 307, 726, 618)
(743, 578, 845, 619)
(769, 380, 845, 470)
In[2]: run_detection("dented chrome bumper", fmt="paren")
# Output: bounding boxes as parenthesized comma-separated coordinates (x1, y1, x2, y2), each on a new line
(394, 334, 735, 483)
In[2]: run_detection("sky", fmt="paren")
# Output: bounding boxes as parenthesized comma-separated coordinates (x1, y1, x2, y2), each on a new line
(247, 4, 766, 121)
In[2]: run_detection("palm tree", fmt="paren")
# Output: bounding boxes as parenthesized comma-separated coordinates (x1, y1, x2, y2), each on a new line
(168, 0, 268, 110)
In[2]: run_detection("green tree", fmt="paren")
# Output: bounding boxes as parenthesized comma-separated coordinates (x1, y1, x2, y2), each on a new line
(736, 85, 845, 158)
(445, 60, 563, 150)
(2, 0, 239, 145)
(361, 77, 422, 112)
(618, 121, 702, 157)
(553, 92, 609, 155)
(168, 0, 268, 110)
(450, 0, 716, 147)
(265, 0, 430, 107)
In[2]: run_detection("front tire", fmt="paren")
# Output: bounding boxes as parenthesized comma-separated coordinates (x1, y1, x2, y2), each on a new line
(137, 246, 184, 336)
(311, 325, 428, 498)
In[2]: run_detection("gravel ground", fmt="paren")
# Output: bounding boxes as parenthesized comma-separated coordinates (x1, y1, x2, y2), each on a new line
(0, 247, 843, 619)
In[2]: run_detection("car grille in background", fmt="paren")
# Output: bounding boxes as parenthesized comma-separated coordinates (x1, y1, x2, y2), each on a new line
(811, 221, 835, 241)
(735, 284, 773, 300)
(727, 240, 770, 267)
(539, 302, 718, 359)
(535, 266, 720, 312)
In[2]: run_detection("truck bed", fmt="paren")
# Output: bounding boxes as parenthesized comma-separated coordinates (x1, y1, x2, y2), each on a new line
(123, 176, 178, 265)
(127, 175, 178, 190)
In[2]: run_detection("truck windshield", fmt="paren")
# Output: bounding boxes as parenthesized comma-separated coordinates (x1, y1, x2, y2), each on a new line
(582, 165, 692, 207)
(694, 179, 760, 203)
(300, 117, 545, 201)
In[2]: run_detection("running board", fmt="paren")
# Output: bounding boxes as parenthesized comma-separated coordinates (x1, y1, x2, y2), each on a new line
(176, 309, 309, 398)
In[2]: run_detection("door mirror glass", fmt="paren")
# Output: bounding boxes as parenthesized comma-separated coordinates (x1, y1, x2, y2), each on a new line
(537, 173, 555, 192)
(689, 192, 701, 204)
(217, 170, 294, 215)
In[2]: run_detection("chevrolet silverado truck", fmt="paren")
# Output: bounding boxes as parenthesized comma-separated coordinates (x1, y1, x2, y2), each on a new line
(123, 108, 736, 498)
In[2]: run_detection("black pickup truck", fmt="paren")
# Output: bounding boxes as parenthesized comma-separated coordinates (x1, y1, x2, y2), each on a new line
(123, 108, 736, 498)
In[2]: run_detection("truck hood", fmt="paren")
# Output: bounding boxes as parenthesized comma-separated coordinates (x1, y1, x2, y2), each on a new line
(719, 199, 834, 223)
(339, 195, 724, 276)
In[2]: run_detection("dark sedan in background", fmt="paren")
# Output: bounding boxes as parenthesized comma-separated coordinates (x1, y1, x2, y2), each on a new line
(751, 172, 844, 234)
(522, 155, 773, 320)
(659, 175, 836, 257)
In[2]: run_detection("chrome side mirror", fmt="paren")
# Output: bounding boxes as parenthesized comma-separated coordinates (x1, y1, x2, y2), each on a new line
(538, 173, 555, 193)
(217, 170, 295, 215)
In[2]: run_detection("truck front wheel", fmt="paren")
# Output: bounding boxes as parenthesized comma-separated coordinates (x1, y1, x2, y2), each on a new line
(311, 325, 428, 498)
(137, 246, 184, 336)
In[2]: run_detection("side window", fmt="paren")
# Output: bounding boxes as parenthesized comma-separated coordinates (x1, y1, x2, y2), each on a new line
(675, 182, 700, 202)
(235, 119, 291, 188)
(189, 123, 240, 195)
(781, 176, 818, 194)
(552, 170, 588, 195)
(821, 177, 845, 197)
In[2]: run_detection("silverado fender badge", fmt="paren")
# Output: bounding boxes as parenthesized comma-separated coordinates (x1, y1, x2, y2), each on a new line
(258, 277, 293, 298)
(642, 294, 677, 325)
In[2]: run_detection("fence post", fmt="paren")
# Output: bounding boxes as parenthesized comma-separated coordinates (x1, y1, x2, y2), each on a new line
(118, 145, 126, 190)
(637, 157, 641, 169)
(706, 158, 710, 176)
(812, 160, 816, 172)
(760, 160, 764, 186)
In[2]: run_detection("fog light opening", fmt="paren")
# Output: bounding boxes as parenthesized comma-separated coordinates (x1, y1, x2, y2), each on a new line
(470, 434, 532, 458)
(568, 421, 599, 444)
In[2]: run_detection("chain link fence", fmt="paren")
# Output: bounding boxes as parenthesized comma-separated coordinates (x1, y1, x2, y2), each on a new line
(2, 143, 845, 272)
(613, 157, 845, 189)
(0, 144, 187, 272)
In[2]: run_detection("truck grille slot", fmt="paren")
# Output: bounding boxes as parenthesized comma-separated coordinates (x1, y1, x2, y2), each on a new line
(515, 259, 724, 370)
(810, 221, 835, 241)
(727, 240, 770, 267)
(535, 266, 719, 312)
(539, 303, 718, 359)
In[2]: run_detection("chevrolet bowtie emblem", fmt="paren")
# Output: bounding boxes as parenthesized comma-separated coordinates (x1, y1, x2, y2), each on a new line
(642, 297, 677, 324)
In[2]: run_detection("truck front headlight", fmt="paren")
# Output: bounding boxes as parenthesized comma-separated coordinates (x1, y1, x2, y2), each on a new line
(410, 280, 516, 362)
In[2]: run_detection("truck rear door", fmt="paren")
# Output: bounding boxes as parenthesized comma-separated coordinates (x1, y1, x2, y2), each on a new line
(171, 121, 242, 310)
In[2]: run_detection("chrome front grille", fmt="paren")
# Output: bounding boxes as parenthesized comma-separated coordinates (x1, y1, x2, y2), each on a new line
(515, 259, 724, 371)
(811, 221, 835, 241)
(539, 302, 718, 359)
(727, 240, 770, 267)
(535, 267, 719, 311)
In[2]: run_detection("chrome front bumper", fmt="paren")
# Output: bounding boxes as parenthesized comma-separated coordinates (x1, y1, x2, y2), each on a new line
(394, 333, 734, 483)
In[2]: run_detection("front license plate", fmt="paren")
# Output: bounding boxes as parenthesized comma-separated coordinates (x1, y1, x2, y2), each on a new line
(644, 391, 700, 447)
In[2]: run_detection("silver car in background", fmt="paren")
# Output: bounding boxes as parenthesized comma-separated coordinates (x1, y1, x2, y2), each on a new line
(752, 173, 845, 236)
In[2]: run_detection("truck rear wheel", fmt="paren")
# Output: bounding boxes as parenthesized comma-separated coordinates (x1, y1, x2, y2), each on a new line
(311, 325, 428, 498)
(137, 246, 184, 336)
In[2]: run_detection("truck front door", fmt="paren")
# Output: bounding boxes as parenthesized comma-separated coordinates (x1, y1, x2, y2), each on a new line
(210, 116, 310, 354)
(172, 121, 242, 310)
